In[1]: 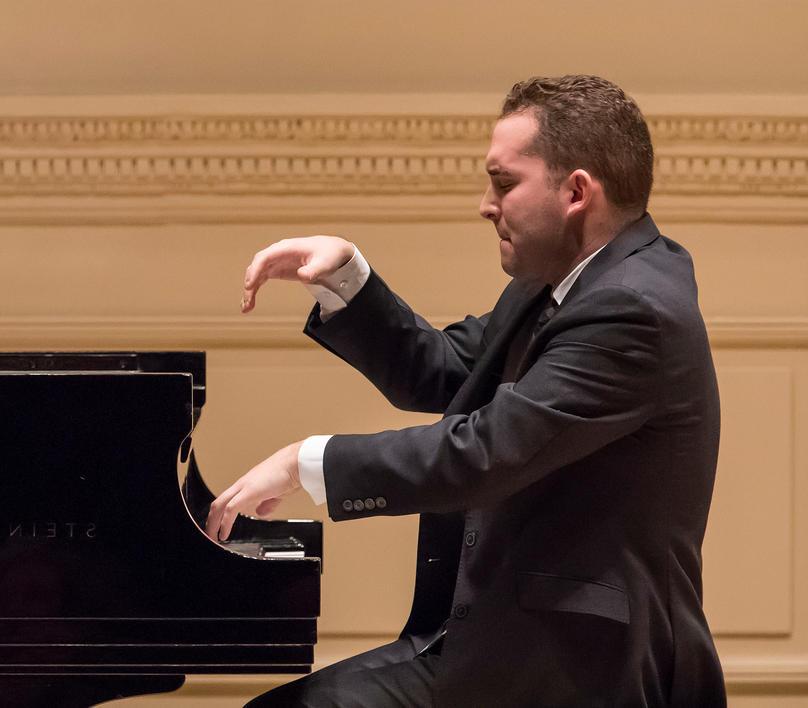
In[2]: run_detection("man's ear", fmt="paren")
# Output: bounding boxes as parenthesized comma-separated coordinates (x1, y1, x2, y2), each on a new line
(563, 169, 595, 218)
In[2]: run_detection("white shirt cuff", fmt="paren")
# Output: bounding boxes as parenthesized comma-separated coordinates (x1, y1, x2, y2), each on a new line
(304, 246, 371, 321)
(298, 435, 332, 506)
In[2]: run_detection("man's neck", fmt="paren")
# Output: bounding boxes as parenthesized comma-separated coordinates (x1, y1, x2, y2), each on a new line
(550, 239, 608, 289)
(550, 243, 609, 304)
(550, 211, 641, 288)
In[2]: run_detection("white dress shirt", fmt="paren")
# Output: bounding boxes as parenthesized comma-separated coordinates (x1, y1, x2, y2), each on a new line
(297, 243, 608, 506)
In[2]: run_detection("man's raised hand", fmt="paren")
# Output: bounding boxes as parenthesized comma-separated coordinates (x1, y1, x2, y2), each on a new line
(241, 236, 354, 313)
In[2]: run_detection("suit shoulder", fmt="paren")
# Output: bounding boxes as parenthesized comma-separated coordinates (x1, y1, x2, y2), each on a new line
(607, 236, 699, 310)
(560, 282, 663, 331)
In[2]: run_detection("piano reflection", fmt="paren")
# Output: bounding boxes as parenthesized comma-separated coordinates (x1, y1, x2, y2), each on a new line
(0, 352, 321, 707)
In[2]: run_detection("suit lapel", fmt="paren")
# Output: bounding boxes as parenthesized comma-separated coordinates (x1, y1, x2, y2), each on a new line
(443, 280, 546, 416)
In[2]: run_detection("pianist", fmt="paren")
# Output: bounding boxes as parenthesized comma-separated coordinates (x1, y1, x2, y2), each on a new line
(206, 75, 726, 707)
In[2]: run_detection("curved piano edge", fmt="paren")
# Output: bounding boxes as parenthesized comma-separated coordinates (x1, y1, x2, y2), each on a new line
(178, 448, 324, 570)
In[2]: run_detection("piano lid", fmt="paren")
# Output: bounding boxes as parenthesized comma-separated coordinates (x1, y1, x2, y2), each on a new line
(0, 351, 206, 408)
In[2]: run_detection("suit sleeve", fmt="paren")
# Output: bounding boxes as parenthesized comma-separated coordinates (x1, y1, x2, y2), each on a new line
(322, 284, 663, 520)
(305, 269, 489, 414)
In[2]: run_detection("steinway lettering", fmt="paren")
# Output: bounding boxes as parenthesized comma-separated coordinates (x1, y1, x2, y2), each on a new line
(6, 521, 97, 539)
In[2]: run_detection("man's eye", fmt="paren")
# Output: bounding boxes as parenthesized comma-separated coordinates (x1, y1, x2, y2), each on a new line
(495, 181, 513, 192)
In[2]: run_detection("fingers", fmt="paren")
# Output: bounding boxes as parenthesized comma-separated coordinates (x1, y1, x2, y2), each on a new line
(207, 488, 282, 541)
(243, 249, 277, 312)
(205, 469, 284, 541)
(218, 488, 249, 542)
(241, 286, 256, 313)
(205, 482, 240, 540)
(240, 240, 295, 313)
(207, 484, 255, 542)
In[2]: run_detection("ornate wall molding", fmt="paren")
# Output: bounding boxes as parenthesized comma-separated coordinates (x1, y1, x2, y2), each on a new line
(650, 115, 808, 144)
(0, 114, 494, 145)
(2, 113, 807, 146)
(1, 111, 807, 224)
(1, 315, 806, 350)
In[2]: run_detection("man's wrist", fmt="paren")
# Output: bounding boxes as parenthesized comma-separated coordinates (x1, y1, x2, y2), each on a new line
(298, 435, 331, 506)
(336, 239, 355, 269)
(285, 440, 304, 488)
(304, 247, 370, 321)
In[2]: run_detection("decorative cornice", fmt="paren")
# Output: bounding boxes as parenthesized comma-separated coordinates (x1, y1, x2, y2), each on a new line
(0, 152, 484, 196)
(2, 113, 807, 146)
(0, 114, 494, 145)
(1, 316, 806, 350)
(1, 151, 806, 198)
(649, 115, 808, 144)
(655, 153, 808, 196)
(1, 111, 807, 223)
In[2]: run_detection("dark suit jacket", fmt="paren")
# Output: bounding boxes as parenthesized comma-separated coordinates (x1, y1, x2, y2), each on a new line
(305, 214, 726, 707)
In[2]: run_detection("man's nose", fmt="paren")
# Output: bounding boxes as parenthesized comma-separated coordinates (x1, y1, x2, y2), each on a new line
(479, 186, 500, 221)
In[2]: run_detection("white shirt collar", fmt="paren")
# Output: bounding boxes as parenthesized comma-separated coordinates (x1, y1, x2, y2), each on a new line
(551, 243, 609, 305)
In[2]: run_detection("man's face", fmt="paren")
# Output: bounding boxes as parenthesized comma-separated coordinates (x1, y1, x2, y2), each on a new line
(480, 111, 568, 282)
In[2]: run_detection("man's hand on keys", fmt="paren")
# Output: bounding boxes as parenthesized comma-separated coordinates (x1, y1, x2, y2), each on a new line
(205, 441, 304, 542)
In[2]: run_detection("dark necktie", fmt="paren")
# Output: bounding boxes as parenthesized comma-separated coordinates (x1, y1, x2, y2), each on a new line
(534, 296, 559, 331)
(502, 287, 558, 382)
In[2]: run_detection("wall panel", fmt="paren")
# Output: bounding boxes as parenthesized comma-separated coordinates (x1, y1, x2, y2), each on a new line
(703, 365, 793, 635)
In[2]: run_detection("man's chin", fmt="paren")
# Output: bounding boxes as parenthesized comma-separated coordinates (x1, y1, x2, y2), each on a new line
(499, 259, 516, 277)
(499, 239, 516, 272)
(500, 253, 542, 284)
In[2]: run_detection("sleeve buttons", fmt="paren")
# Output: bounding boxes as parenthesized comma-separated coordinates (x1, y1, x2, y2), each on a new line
(343, 497, 385, 512)
(453, 603, 469, 619)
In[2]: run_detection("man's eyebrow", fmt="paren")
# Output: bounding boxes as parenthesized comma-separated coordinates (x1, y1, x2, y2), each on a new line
(486, 167, 513, 177)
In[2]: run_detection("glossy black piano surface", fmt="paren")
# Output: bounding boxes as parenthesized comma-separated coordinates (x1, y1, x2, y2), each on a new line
(0, 352, 322, 707)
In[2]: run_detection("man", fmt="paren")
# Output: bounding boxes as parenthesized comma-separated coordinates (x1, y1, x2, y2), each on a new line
(207, 75, 726, 707)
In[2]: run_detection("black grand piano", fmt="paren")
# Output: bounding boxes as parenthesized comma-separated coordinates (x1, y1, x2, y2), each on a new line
(0, 352, 322, 707)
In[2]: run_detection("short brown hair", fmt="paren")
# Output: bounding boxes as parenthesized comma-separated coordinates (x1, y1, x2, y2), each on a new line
(500, 75, 653, 212)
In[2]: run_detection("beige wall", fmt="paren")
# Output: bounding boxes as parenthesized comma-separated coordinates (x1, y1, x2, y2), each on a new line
(2, 2, 807, 705)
